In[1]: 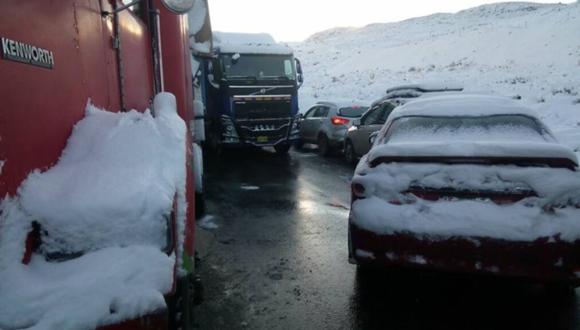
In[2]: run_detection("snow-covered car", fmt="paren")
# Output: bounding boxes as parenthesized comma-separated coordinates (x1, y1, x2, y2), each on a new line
(349, 94, 580, 286)
(298, 102, 368, 156)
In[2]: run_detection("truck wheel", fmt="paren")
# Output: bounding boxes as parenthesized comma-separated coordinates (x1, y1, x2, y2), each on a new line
(294, 140, 304, 150)
(195, 192, 205, 218)
(275, 144, 291, 154)
(168, 274, 195, 330)
(318, 134, 330, 157)
(344, 140, 357, 165)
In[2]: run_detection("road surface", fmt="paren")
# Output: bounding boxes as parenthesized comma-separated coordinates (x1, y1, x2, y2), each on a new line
(193, 148, 580, 330)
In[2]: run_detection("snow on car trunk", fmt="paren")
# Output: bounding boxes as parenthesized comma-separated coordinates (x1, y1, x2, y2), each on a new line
(351, 95, 580, 243)
(352, 162, 580, 242)
(0, 93, 186, 329)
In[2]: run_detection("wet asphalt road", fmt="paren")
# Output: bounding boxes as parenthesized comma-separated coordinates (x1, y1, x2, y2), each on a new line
(193, 147, 580, 330)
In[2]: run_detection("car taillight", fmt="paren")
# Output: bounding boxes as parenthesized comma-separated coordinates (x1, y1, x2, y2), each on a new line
(352, 183, 366, 200)
(331, 116, 350, 126)
(410, 191, 441, 201)
(490, 195, 527, 205)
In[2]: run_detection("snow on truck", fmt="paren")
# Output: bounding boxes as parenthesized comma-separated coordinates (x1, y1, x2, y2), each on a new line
(202, 32, 304, 154)
(0, 0, 209, 329)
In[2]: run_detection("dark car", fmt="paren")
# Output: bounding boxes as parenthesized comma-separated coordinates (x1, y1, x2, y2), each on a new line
(344, 100, 399, 164)
(349, 94, 580, 288)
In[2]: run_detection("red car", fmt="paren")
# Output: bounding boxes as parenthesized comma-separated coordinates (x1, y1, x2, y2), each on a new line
(348, 94, 580, 287)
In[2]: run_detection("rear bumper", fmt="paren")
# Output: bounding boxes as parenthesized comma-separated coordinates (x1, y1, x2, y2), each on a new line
(350, 224, 580, 284)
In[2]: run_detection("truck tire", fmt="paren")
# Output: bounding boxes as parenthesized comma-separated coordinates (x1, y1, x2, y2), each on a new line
(275, 144, 291, 155)
(294, 140, 304, 150)
(195, 191, 205, 218)
(318, 134, 330, 157)
(168, 274, 195, 330)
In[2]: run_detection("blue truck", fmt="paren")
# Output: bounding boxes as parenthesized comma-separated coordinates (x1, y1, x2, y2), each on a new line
(202, 32, 303, 154)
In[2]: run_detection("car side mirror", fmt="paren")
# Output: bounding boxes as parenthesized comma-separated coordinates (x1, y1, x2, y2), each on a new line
(352, 119, 361, 127)
(369, 131, 379, 145)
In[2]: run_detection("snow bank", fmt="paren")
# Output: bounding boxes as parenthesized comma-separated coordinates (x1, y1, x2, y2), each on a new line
(0, 244, 173, 330)
(0, 93, 186, 329)
(213, 31, 293, 55)
(19, 95, 185, 255)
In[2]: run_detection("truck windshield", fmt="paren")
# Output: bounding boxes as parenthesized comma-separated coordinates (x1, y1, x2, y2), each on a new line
(221, 54, 296, 80)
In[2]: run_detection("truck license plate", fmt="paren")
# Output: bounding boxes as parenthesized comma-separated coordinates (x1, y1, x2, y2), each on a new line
(257, 136, 268, 143)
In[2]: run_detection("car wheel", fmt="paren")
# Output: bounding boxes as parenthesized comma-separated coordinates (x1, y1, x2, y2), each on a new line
(344, 140, 357, 165)
(274, 144, 291, 155)
(318, 134, 330, 157)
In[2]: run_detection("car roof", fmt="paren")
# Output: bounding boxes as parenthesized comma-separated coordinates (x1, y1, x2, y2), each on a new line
(388, 94, 539, 120)
(314, 101, 368, 109)
(385, 83, 464, 94)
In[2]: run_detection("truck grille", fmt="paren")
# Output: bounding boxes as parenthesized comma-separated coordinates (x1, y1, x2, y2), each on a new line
(233, 100, 293, 145)
(234, 100, 292, 120)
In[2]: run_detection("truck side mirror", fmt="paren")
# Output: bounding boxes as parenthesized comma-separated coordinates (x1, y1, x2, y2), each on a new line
(295, 58, 304, 88)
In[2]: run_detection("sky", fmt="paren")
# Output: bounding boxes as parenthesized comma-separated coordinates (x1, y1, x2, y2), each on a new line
(207, 0, 575, 42)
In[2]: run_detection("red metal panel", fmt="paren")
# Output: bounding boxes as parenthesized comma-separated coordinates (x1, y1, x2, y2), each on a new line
(156, 1, 196, 258)
(0, 0, 155, 197)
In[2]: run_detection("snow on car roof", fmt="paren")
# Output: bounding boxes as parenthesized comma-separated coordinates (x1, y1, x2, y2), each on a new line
(386, 82, 464, 94)
(388, 94, 539, 120)
(213, 31, 293, 55)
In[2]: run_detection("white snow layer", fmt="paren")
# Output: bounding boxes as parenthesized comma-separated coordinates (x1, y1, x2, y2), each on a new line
(0, 93, 187, 329)
(187, 0, 208, 35)
(352, 160, 580, 242)
(213, 31, 294, 55)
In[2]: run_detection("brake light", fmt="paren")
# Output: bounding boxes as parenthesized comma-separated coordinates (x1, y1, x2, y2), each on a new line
(331, 116, 350, 126)
(352, 183, 366, 200)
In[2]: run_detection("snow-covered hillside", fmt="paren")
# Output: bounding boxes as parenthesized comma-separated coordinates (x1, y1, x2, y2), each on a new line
(294, 1, 580, 155)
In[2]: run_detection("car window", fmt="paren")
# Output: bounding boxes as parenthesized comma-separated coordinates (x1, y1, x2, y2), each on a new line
(315, 106, 329, 118)
(382, 115, 553, 144)
(304, 107, 318, 118)
(362, 107, 381, 125)
(377, 102, 396, 124)
(339, 106, 368, 118)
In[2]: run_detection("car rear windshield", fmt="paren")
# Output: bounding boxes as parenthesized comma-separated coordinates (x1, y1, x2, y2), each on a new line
(339, 107, 368, 118)
(383, 115, 553, 144)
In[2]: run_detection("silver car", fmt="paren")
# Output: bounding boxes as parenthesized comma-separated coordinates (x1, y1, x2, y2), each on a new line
(298, 102, 368, 156)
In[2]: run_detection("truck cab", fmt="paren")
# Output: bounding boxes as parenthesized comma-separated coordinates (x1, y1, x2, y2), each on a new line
(205, 32, 303, 154)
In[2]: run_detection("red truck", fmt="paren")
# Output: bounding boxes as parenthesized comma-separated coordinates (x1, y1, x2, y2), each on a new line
(0, 0, 208, 329)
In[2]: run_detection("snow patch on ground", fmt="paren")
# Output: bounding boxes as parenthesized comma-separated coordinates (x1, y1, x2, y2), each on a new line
(241, 184, 260, 191)
(0, 93, 186, 329)
(198, 215, 219, 230)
